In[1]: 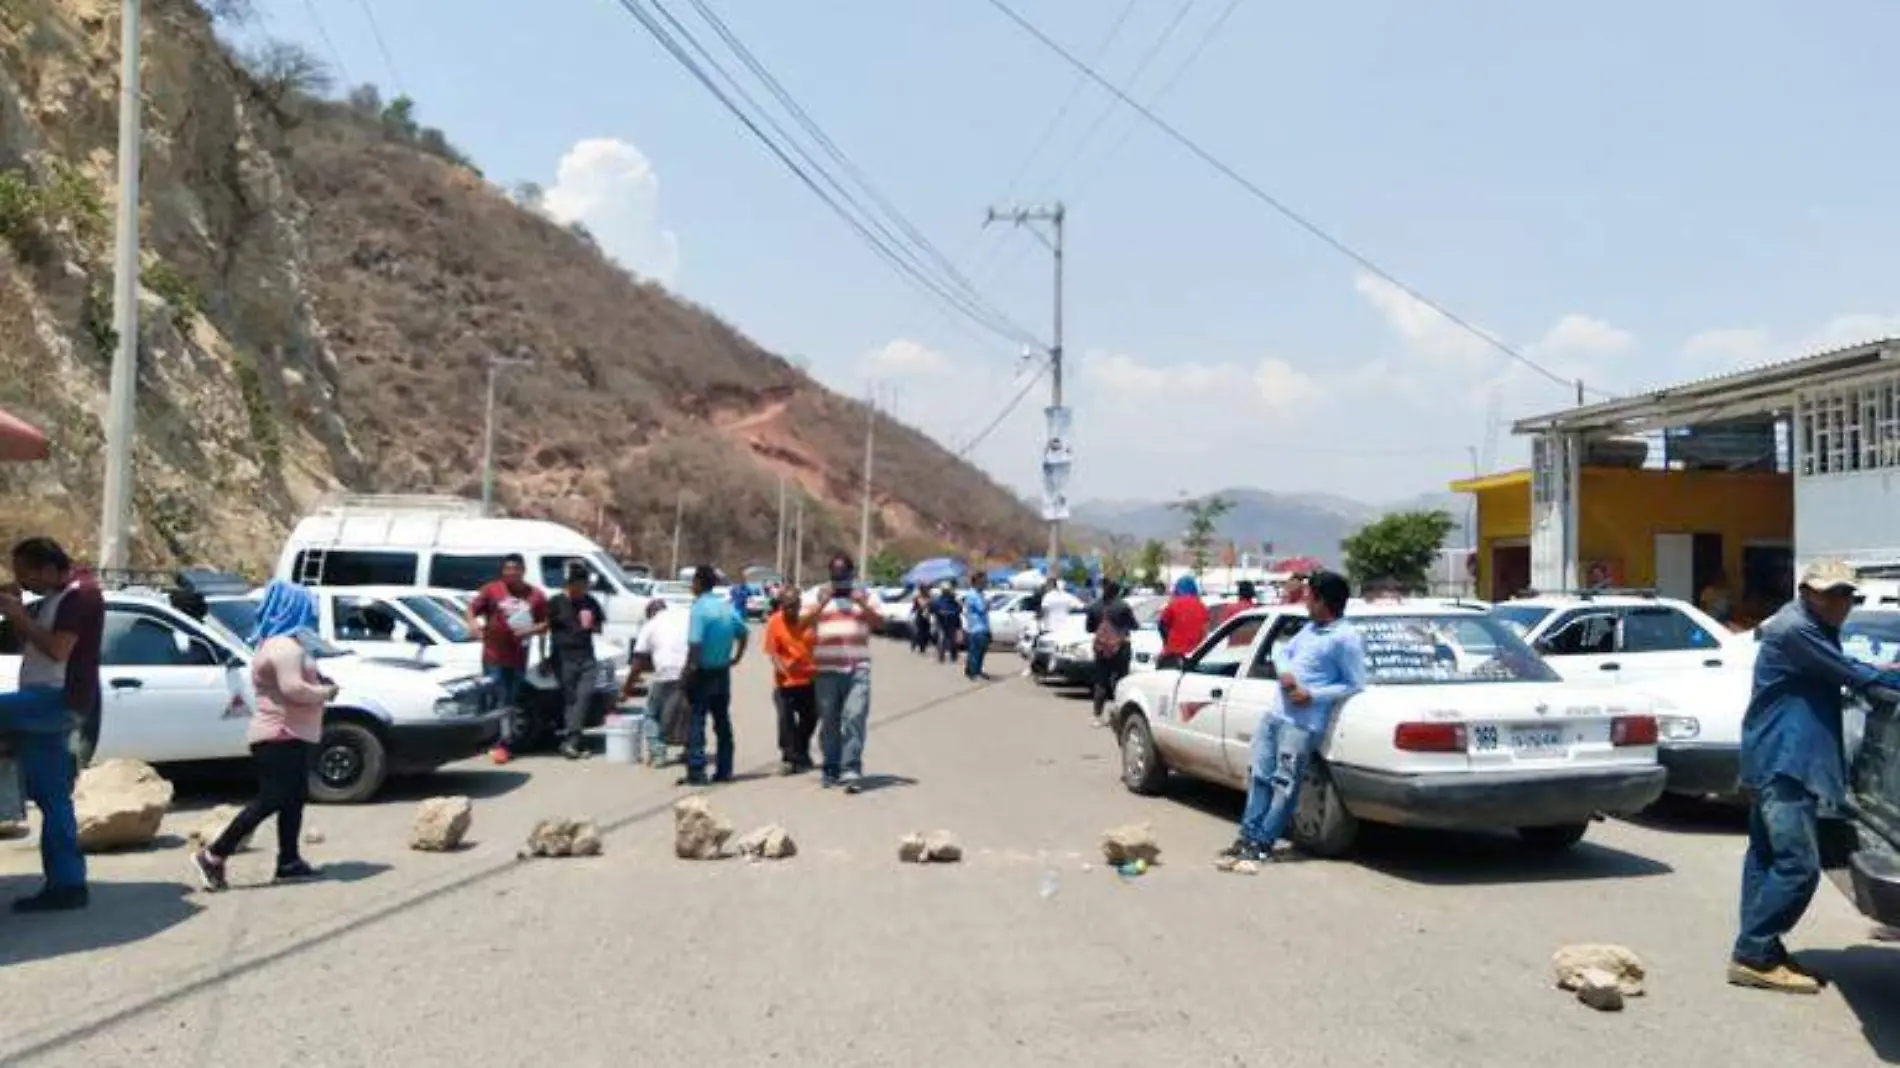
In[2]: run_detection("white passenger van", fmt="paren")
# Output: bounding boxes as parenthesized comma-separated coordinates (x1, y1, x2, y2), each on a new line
(274, 495, 653, 652)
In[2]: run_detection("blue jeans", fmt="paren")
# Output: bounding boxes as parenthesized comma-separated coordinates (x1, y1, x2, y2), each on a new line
(645, 678, 679, 766)
(965, 631, 991, 678)
(0, 688, 86, 890)
(485, 664, 526, 746)
(1239, 717, 1315, 848)
(1733, 775, 1822, 967)
(685, 667, 734, 782)
(816, 667, 870, 780)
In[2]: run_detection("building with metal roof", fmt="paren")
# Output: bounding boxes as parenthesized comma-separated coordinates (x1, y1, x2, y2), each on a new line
(1456, 337, 1900, 608)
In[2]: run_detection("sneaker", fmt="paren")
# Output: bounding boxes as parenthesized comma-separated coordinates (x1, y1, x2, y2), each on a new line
(559, 739, 584, 761)
(191, 850, 229, 893)
(11, 885, 89, 913)
(676, 773, 709, 787)
(841, 771, 863, 795)
(1778, 953, 1830, 988)
(821, 777, 841, 790)
(489, 745, 513, 766)
(274, 860, 320, 883)
(778, 760, 799, 777)
(1727, 960, 1822, 995)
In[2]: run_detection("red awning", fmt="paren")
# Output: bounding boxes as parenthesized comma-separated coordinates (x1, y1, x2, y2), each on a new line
(0, 407, 49, 462)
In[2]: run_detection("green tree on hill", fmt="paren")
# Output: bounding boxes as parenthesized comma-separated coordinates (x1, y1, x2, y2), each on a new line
(1341, 510, 1457, 593)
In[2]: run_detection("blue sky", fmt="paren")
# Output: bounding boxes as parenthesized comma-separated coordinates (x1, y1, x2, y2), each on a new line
(240, 1, 1900, 504)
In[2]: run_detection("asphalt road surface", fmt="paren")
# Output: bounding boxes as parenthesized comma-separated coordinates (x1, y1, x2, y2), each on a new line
(1, 642, 1894, 1067)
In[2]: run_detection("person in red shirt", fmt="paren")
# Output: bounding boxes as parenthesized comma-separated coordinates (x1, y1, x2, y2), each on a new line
(466, 553, 548, 764)
(1214, 580, 1259, 630)
(1155, 575, 1210, 670)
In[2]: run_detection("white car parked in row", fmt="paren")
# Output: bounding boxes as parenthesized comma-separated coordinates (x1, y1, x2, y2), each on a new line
(1109, 601, 1666, 856)
(1492, 592, 1753, 799)
(0, 587, 504, 803)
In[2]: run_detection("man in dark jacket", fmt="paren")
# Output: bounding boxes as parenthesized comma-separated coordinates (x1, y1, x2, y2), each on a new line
(546, 563, 605, 760)
(1729, 559, 1900, 993)
(1084, 579, 1139, 725)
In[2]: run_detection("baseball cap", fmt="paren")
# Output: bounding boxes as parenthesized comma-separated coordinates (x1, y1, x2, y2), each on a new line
(1798, 558, 1859, 594)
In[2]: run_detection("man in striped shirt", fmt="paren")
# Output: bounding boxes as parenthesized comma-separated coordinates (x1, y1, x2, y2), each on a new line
(801, 553, 881, 793)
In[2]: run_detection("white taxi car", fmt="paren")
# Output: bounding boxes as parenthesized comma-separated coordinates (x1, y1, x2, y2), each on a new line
(1108, 601, 1666, 856)
(0, 587, 503, 803)
(1492, 592, 1753, 799)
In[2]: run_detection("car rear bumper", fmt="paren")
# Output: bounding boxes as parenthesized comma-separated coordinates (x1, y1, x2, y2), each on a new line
(388, 711, 506, 772)
(1659, 742, 1741, 797)
(1330, 764, 1669, 830)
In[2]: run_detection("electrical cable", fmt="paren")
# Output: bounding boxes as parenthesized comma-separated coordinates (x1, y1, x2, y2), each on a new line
(612, 0, 1043, 350)
(353, 0, 406, 97)
(956, 358, 1050, 458)
(982, 0, 1603, 397)
(299, 0, 352, 86)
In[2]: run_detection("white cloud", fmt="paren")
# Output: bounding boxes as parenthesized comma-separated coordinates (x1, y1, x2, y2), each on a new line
(862, 338, 951, 378)
(1531, 314, 1634, 359)
(1681, 314, 1900, 377)
(541, 138, 681, 286)
(1353, 272, 1493, 371)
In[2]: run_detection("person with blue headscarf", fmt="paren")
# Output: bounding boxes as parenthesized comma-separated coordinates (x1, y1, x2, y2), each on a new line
(1155, 575, 1210, 671)
(192, 581, 334, 892)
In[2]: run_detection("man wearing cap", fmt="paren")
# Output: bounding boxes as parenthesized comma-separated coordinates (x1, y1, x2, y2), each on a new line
(1730, 559, 1900, 994)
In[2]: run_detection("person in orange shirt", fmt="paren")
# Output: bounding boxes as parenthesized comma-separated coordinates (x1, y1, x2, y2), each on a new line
(763, 589, 819, 775)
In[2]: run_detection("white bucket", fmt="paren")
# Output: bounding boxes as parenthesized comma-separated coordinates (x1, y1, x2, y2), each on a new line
(603, 713, 645, 765)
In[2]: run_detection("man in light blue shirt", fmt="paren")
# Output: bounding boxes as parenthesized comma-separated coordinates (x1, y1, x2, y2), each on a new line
(1220, 570, 1367, 867)
(683, 564, 748, 785)
(961, 574, 992, 681)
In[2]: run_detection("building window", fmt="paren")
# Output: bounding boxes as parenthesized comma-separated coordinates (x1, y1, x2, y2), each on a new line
(1798, 376, 1900, 475)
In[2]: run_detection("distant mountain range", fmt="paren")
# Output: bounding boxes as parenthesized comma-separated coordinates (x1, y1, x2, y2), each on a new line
(1070, 489, 1473, 565)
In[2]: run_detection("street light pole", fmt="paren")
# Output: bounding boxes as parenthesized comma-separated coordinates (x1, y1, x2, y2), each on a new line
(670, 490, 685, 578)
(479, 351, 533, 515)
(98, 0, 143, 569)
(986, 202, 1066, 580)
(858, 388, 877, 570)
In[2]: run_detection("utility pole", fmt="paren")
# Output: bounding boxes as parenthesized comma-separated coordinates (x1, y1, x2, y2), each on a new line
(479, 350, 534, 515)
(792, 498, 804, 589)
(986, 202, 1066, 580)
(775, 475, 787, 576)
(98, 0, 143, 570)
(670, 490, 685, 578)
(858, 388, 877, 570)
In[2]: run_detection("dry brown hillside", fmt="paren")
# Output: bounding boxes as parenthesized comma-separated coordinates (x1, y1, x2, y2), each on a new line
(0, 0, 1042, 575)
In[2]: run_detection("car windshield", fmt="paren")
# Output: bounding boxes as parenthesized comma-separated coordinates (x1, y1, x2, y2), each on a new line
(590, 552, 637, 592)
(1352, 613, 1559, 685)
(1845, 610, 1900, 665)
(206, 598, 349, 658)
(400, 596, 473, 643)
(1490, 603, 1555, 638)
(655, 581, 693, 599)
(1131, 598, 1162, 627)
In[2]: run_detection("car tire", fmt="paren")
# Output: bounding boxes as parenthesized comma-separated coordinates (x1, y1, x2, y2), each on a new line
(1288, 759, 1359, 858)
(1119, 713, 1168, 796)
(1517, 822, 1589, 851)
(310, 720, 389, 805)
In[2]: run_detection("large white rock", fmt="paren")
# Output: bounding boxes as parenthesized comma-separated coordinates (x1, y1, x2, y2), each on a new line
(899, 830, 963, 864)
(1574, 968, 1626, 1012)
(522, 817, 604, 858)
(673, 796, 732, 860)
(1553, 944, 1646, 997)
(409, 796, 473, 852)
(734, 824, 797, 861)
(74, 759, 173, 852)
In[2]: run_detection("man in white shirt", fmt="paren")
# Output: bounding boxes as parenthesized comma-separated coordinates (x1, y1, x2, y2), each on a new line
(1038, 579, 1083, 637)
(623, 600, 691, 767)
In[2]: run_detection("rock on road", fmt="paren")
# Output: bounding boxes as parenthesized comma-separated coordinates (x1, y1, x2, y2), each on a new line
(0, 643, 1894, 1066)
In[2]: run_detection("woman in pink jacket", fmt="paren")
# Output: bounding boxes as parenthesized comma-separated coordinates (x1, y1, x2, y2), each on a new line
(191, 581, 335, 890)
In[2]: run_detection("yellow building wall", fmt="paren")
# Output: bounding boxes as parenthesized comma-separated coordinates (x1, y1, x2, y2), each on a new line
(1456, 472, 1532, 601)
(1454, 467, 1792, 603)
(1575, 468, 1791, 603)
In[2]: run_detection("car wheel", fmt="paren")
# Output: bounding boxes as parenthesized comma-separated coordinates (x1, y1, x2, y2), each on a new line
(309, 720, 389, 805)
(1288, 759, 1359, 858)
(1119, 713, 1168, 796)
(1517, 823, 1589, 851)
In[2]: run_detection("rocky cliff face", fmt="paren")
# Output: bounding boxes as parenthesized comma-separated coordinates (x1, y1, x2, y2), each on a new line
(0, 0, 1041, 575)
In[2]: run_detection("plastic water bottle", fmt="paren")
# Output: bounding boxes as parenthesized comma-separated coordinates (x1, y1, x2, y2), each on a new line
(1039, 867, 1060, 900)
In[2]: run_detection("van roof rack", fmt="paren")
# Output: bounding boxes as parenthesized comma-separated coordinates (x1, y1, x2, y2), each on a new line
(309, 493, 489, 517)
(1515, 587, 1658, 600)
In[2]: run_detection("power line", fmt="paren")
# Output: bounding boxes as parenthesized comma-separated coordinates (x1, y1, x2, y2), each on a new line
(353, 0, 405, 96)
(982, 0, 1597, 397)
(610, 0, 1042, 350)
(956, 358, 1049, 458)
(299, 0, 352, 87)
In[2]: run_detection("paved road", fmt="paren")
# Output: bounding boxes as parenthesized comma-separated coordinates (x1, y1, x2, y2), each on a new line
(1, 642, 1894, 1066)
